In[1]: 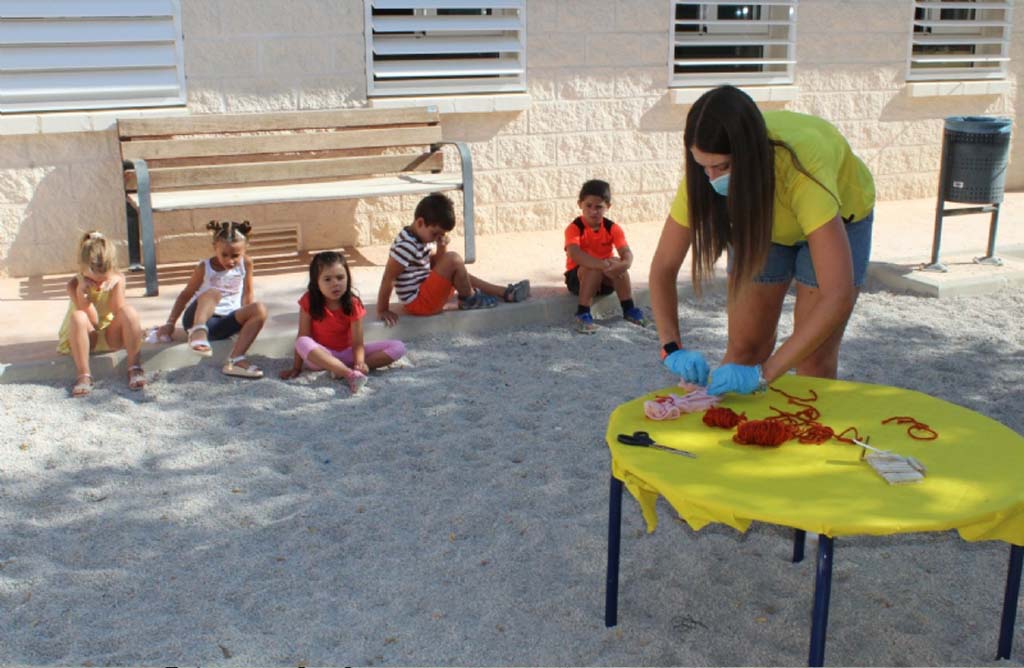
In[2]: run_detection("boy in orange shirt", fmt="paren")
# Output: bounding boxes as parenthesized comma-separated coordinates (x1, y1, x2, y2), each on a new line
(564, 179, 647, 333)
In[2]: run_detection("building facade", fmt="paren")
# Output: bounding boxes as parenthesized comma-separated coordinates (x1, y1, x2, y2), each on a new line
(0, 0, 1020, 276)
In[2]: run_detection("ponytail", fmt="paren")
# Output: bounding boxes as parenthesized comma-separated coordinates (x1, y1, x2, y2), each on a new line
(207, 220, 252, 244)
(77, 230, 117, 274)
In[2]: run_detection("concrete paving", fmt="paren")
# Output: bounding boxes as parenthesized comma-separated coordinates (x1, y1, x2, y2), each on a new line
(3, 193, 1024, 383)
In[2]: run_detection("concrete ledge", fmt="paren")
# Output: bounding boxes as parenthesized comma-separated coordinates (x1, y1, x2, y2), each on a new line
(867, 252, 1024, 298)
(0, 290, 648, 385)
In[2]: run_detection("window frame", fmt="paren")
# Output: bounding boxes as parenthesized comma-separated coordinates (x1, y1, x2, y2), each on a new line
(0, 0, 186, 114)
(907, 0, 1012, 82)
(364, 0, 527, 99)
(668, 1, 798, 89)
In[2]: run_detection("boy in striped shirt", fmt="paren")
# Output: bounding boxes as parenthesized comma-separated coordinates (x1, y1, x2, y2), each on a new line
(377, 193, 530, 325)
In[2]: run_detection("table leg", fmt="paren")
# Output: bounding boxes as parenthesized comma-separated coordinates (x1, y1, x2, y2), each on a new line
(808, 535, 834, 667)
(793, 529, 806, 563)
(997, 544, 1023, 659)
(605, 476, 624, 627)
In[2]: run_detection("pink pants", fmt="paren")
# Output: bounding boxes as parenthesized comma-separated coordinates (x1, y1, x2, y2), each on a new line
(295, 336, 405, 370)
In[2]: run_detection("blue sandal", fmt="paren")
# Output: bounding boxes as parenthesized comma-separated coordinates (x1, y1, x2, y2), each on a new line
(458, 289, 499, 310)
(503, 280, 531, 303)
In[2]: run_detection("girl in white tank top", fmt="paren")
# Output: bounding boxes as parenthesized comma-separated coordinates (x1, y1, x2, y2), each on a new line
(156, 220, 269, 379)
(188, 256, 245, 315)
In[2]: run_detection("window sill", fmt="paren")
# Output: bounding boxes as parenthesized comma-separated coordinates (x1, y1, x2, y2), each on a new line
(0, 106, 189, 136)
(670, 85, 798, 105)
(906, 80, 1010, 97)
(368, 93, 531, 114)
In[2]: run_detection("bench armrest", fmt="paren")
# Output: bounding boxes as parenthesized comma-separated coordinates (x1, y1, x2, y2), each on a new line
(432, 141, 475, 264)
(122, 158, 159, 296)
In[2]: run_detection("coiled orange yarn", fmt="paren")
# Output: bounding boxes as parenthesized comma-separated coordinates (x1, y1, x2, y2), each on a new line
(733, 420, 795, 447)
(702, 406, 746, 428)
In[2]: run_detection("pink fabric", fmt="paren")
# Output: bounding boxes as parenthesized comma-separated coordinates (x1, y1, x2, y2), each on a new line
(295, 336, 405, 371)
(644, 384, 721, 421)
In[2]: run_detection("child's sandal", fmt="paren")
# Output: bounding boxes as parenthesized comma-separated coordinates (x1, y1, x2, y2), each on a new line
(458, 289, 499, 310)
(346, 370, 368, 395)
(187, 325, 213, 357)
(503, 279, 531, 303)
(71, 374, 93, 397)
(128, 365, 147, 391)
(222, 355, 263, 379)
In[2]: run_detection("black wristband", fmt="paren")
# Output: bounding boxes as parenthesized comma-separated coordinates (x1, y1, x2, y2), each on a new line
(662, 341, 680, 356)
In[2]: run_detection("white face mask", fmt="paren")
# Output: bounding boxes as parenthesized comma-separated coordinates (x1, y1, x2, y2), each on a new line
(709, 172, 730, 197)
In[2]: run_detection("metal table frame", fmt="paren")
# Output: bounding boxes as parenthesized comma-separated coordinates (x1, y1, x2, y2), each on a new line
(604, 476, 1024, 667)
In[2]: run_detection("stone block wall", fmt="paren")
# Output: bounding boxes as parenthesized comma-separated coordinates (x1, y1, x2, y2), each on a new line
(0, 0, 1020, 277)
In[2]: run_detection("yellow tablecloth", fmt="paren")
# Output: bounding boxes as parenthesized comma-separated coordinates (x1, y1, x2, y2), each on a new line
(607, 376, 1024, 545)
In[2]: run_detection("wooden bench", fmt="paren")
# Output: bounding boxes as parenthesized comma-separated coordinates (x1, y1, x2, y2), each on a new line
(117, 106, 474, 296)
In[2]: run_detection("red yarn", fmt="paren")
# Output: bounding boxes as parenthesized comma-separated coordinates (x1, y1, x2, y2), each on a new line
(734, 420, 795, 447)
(705, 385, 870, 447)
(703, 406, 747, 429)
(834, 426, 864, 445)
(882, 416, 938, 441)
(770, 387, 819, 404)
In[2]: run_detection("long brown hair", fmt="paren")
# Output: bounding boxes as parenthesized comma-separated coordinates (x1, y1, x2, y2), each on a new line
(684, 85, 774, 294)
(307, 251, 357, 318)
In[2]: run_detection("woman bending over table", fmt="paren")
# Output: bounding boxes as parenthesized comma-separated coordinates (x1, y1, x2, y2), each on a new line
(650, 85, 875, 396)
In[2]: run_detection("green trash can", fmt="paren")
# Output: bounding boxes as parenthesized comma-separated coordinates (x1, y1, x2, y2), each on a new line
(928, 116, 1013, 270)
(941, 116, 1011, 204)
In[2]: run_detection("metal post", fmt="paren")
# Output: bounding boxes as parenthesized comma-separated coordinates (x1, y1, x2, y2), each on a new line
(605, 476, 624, 627)
(808, 535, 834, 667)
(923, 133, 952, 272)
(997, 544, 1023, 660)
(975, 202, 1004, 266)
(793, 529, 806, 563)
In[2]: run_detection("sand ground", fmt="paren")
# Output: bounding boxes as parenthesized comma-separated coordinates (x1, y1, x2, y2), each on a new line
(2, 279, 1023, 666)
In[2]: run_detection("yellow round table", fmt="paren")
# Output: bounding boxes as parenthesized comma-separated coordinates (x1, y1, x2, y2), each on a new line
(603, 375, 1024, 666)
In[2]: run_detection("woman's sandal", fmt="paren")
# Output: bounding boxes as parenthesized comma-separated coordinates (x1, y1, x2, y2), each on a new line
(222, 355, 264, 379)
(187, 325, 213, 357)
(71, 374, 93, 398)
(128, 365, 147, 391)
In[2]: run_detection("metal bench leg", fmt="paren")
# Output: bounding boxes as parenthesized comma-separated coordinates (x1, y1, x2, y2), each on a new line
(793, 529, 806, 563)
(997, 544, 1023, 659)
(436, 141, 475, 264)
(125, 202, 142, 270)
(808, 535, 834, 667)
(135, 159, 158, 296)
(605, 475, 623, 627)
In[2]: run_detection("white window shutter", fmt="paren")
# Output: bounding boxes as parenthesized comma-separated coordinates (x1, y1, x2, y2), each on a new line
(0, 0, 186, 113)
(366, 0, 526, 97)
(669, 1, 798, 87)
(908, 0, 1012, 81)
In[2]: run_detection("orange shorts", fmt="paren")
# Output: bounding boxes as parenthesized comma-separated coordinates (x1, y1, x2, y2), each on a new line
(403, 271, 455, 316)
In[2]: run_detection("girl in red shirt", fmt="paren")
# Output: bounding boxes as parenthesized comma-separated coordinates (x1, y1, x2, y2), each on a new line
(280, 251, 406, 394)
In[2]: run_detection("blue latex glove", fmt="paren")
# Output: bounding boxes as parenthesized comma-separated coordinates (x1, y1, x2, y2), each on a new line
(707, 363, 763, 396)
(663, 349, 710, 386)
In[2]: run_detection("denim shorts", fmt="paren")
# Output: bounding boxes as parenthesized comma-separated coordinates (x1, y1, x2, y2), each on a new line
(182, 301, 243, 340)
(728, 211, 874, 288)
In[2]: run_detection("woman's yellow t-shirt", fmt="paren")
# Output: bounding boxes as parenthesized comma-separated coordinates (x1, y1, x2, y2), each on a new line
(668, 110, 875, 246)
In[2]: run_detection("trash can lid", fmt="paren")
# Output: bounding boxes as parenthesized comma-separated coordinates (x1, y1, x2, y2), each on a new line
(945, 115, 1012, 134)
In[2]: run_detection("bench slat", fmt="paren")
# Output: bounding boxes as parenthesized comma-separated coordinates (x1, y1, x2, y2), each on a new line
(127, 173, 464, 211)
(121, 125, 443, 161)
(117, 107, 439, 137)
(124, 151, 444, 191)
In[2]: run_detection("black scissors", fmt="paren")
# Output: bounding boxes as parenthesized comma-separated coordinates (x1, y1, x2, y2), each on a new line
(617, 431, 697, 459)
